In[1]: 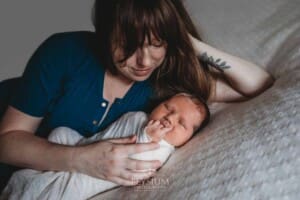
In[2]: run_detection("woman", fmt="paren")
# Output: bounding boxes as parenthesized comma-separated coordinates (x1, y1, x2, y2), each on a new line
(0, 0, 273, 188)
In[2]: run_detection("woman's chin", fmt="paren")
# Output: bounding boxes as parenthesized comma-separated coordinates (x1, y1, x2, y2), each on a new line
(130, 74, 152, 82)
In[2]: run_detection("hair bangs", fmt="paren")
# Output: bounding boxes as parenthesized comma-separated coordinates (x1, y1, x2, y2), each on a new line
(113, 0, 176, 62)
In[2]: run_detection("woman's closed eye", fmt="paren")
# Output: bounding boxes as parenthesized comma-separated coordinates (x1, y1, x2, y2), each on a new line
(150, 43, 164, 48)
(150, 39, 165, 48)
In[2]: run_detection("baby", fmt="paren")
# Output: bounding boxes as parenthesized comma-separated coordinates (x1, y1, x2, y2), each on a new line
(1, 93, 210, 200)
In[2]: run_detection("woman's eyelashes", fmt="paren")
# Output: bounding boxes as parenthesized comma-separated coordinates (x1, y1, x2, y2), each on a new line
(150, 43, 164, 48)
(150, 39, 165, 47)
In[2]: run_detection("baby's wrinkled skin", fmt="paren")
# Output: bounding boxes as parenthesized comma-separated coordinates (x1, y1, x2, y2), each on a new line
(145, 95, 206, 147)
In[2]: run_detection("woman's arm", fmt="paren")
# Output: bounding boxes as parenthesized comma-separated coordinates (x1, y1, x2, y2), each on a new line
(189, 36, 275, 102)
(0, 106, 160, 185)
(0, 106, 77, 171)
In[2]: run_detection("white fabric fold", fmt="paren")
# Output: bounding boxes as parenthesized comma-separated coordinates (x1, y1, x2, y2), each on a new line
(1, 112, 175, 200)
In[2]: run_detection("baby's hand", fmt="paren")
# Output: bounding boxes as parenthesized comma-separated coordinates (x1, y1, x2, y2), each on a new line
(145, 120, 172, 142)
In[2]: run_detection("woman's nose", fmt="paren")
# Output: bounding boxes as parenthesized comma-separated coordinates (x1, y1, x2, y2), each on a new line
(137, 47, 152, 68)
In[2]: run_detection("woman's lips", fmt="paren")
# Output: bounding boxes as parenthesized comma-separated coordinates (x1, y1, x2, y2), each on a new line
(131, 68, 153, 76)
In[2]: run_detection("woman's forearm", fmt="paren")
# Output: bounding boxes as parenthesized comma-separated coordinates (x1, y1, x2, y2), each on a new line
(191, 36, 275, 97)
(0, 131, 76, 172)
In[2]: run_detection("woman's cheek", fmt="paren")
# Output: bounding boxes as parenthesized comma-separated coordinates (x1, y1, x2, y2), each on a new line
(150, 47, 167, 60)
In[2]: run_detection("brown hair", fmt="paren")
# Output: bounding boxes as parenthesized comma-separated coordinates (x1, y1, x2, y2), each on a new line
(93, 0, 212, 101)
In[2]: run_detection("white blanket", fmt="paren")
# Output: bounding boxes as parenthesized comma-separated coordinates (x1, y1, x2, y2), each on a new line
(1, 112, 175, 200)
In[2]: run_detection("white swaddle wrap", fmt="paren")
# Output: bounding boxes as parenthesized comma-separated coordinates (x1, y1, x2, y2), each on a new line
(1, 112, 175, 200)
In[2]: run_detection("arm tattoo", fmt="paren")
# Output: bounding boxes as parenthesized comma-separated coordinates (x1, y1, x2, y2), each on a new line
(200, 52, 231, 72)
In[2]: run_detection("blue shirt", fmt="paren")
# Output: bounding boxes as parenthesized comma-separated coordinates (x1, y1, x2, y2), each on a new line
(11, 31, 155, 138)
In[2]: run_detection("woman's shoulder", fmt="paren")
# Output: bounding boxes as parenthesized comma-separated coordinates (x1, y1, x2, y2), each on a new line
(46, 31, 95, 40)
(43, 31, 96, 48)
(35, 31, 101, 72)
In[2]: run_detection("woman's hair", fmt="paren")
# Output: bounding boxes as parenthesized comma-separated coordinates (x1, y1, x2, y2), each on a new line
(93, 0, 212, 101)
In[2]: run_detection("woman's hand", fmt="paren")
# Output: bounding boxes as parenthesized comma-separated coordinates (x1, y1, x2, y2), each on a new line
(72, 135, 161, 186)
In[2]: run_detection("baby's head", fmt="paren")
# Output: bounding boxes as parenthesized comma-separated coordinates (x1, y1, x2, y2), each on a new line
(148, 93, 210, 147)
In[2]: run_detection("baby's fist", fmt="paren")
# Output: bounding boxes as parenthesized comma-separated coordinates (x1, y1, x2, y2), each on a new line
(145, 120, 172, 142)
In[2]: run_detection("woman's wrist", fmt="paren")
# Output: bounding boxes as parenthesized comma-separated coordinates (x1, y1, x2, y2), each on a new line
(68, 145, 88, 173)
(39, 142, 81, 173)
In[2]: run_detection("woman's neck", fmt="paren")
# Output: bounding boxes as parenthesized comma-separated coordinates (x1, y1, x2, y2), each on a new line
(107, 70, 134, 85)
(103, 70, 134, 103)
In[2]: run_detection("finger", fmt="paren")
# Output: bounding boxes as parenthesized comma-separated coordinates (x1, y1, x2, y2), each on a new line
(158, 127, 172, 137)
(121, 169, 155, 183)
(125, 142, 160, 155)
(126, 158, 161, 171)
(108, 135, 136, 144)
(154, 120, 160, 125)
(148, 120, 154, 125)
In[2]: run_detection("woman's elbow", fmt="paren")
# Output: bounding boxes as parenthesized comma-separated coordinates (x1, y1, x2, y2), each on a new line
(264, 73, 275, 88)
(241, 73, 275, 98)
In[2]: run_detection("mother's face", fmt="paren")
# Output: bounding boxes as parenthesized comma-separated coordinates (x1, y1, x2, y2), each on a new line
(112, 36, 167, 82)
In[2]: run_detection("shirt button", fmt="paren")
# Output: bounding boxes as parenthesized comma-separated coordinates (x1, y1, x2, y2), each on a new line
(101, 102, 107, 107)
(92, 120, 98, 125)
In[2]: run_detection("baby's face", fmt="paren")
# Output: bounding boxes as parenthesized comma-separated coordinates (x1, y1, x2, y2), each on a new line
(148, 95, 204, 146)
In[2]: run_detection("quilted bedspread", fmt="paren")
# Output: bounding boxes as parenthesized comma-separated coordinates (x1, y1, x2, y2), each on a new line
(91, 0, 300, 199)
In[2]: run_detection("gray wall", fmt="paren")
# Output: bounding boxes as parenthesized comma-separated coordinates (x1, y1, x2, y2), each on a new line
(0, 0, 206, 81)
(0, 0, 94, 81)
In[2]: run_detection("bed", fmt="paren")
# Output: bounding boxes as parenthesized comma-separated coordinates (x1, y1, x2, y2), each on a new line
(90, 0, 300, 199)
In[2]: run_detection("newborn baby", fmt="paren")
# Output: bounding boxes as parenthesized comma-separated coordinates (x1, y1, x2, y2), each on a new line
(1, 93, 210, 200)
